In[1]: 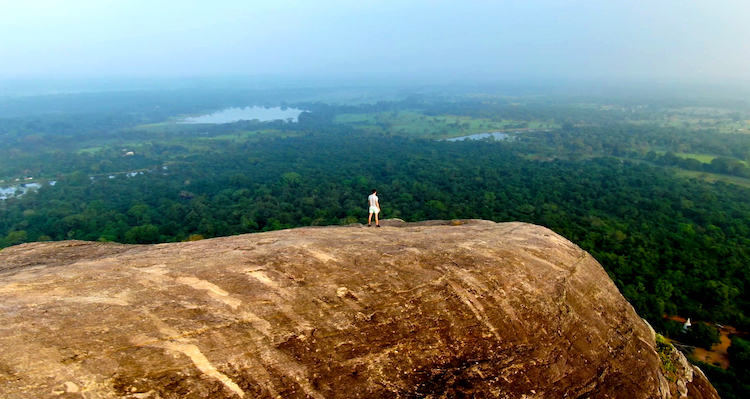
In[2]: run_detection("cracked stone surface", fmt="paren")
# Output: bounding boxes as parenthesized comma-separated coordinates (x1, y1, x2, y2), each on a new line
(0, 220, 719, 398)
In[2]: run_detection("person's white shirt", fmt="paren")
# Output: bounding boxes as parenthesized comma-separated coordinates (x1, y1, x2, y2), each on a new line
(368, 193, 379, 208)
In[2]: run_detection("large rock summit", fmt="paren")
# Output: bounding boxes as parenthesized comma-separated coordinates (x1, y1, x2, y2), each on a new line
(0, 220, 718, 398)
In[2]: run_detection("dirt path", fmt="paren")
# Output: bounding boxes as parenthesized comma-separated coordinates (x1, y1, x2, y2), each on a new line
(692, 329, 731, 369)
(667, 316, 738, 370)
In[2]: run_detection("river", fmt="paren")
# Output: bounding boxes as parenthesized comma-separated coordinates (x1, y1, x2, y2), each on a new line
(0, 183, 44, 200)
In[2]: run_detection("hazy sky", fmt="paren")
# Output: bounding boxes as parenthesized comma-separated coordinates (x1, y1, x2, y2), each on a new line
(1, 0, 748, 84)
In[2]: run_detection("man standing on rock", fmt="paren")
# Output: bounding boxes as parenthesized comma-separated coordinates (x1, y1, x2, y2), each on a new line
(368, 189, 380, 227)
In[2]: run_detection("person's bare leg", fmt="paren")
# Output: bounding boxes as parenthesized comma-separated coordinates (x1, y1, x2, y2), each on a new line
(368, 212, 373, 226)
(375, 212, 379, 226)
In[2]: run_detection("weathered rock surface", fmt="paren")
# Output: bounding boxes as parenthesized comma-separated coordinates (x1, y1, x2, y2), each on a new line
(0, 220, 719, 398)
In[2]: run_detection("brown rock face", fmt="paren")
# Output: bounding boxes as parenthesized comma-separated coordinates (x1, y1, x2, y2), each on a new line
(0, 221, 719, 398)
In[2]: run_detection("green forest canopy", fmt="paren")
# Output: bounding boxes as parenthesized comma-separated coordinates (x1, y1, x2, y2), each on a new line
(2, 92, 750, 397)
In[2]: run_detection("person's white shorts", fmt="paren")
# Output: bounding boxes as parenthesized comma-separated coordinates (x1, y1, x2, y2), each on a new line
(369, 206, 380, 214)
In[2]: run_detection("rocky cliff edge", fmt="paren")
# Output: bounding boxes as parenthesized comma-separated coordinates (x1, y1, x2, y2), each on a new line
(0, 220, 719, 398)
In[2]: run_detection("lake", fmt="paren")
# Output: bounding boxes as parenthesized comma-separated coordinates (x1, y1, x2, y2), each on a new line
(445, 132, 510, 142)
(181, 106, 306, 124)
(0, 183, 43, 200)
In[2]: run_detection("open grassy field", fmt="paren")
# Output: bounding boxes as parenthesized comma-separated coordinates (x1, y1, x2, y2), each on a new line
(571, 103, 750, 133)
(652, 151, 748, 166)
(637, 107, 749, 133)
(675, 153, 718, 163)
(133, 121, 212, 134)
(625, 157, 750, 187)
(75, 139, 154, 154)
(193, 129, 288, 142)
(73, 124, 286, 156)
(335, 111, 558, 139)
(675, 170, 750, 188)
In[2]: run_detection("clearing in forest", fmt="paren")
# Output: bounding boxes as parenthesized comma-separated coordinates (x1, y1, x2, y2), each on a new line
(335, 111, 557, 139)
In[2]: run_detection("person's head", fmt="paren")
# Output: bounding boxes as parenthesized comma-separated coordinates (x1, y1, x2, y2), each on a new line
(372, 189, 377, 194)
